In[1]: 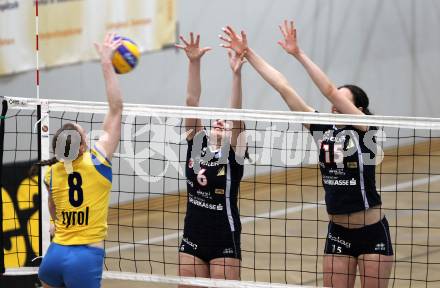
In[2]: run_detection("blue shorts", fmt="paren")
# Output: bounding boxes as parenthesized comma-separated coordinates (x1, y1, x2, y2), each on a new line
(38, 243, 105, 288)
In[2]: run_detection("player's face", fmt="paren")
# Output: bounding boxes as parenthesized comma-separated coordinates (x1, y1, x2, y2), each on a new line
(210, 119, 232, 142)
(331, 88, 355, 114)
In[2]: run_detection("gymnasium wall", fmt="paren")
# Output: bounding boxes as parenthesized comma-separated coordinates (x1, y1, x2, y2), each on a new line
(1, 0, 439, 118)
(1, 0, 439, 205)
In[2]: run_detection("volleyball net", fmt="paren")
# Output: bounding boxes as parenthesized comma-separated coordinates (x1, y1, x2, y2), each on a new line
(1, 96, 440, 287)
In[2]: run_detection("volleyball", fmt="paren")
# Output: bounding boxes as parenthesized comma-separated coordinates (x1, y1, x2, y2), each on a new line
(112, 36, 140, 74)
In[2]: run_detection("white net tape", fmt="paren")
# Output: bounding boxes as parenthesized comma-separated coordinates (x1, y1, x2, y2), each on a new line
(3, 96, 440, 129)
(102, 272, 318, 288)
(4, 267, 39, 276)
(3, 269, 318, 287)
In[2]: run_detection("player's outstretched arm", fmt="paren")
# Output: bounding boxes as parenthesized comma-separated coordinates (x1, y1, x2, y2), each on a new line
(279, 20, 363, 116)
(175, 33, 212, 140)
(227, 49, 246, 155)
(94, 32, 124, 161)
(220, 26, 314, 113)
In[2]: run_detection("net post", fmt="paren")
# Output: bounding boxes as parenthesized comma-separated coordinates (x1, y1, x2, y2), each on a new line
(0, 99, 8, 275)
(39, 100, 50, 256)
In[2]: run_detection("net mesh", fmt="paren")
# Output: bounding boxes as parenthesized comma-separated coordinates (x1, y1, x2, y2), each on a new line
(1, 105, 41, 271)
(2, 97, 440, 288)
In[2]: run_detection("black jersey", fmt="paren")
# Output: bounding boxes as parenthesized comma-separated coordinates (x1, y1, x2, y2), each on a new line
(184, 132, 244, 237)
(309, 124, 382, 215)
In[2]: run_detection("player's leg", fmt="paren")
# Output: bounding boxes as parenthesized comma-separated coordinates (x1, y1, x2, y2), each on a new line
(209, 230, 241, 280)
(178, 252, 209, 288)
(38, 243, 65, 288)
(323, 221, 358, 288)
(357, 217, 394, 288)
(323, 254, 358, 288)
(210, 257, 240, 280)
(179, 233, 209, 287)
(358, 254, 393, 288)
(62, 245, 105, 288)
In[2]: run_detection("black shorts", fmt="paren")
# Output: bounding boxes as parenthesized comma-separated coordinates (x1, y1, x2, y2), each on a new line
(179, 230, 241, 263)
(324, 217, 393, 258)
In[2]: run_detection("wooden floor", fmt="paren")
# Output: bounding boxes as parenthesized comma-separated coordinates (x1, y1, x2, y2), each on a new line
(102, 140, 440, 288)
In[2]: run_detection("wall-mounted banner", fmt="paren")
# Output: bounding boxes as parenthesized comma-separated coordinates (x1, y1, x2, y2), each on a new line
(0, 0, 176, 75)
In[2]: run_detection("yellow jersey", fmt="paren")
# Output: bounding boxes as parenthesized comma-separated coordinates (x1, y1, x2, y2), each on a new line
(44, 146, 112, 245)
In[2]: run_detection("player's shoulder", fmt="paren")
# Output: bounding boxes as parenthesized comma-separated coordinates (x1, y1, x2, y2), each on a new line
(88, 145, 113, 183)
(90, 144, 111, 167)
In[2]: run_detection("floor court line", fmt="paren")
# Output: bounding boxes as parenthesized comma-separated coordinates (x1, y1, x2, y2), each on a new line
(106, 175, 440, 254)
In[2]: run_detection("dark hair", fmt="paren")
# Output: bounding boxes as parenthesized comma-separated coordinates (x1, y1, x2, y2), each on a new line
(339, 84, 373, 115)
(29, 123, 82, 176)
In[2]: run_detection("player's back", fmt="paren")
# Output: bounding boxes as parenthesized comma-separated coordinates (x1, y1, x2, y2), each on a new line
(45, 146, 112, 245)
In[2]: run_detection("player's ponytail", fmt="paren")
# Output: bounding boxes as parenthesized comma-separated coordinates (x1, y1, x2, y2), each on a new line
(29, 123, 81, 176)
(29, 157, 58, 177)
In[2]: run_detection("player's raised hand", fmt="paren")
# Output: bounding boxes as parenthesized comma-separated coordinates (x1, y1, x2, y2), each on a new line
(94, 32, 122, 62)
(277, 20, 300, 56)
(219, 26, 248, 58)
(175, 33, 212, 62)
(228, 49, 247, 74)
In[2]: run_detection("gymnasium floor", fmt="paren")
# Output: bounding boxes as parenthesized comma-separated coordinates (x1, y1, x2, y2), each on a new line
(102, 140, 440, 288)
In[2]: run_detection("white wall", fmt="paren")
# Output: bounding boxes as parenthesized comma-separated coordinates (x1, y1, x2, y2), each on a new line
(1, 0, 440, 117)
